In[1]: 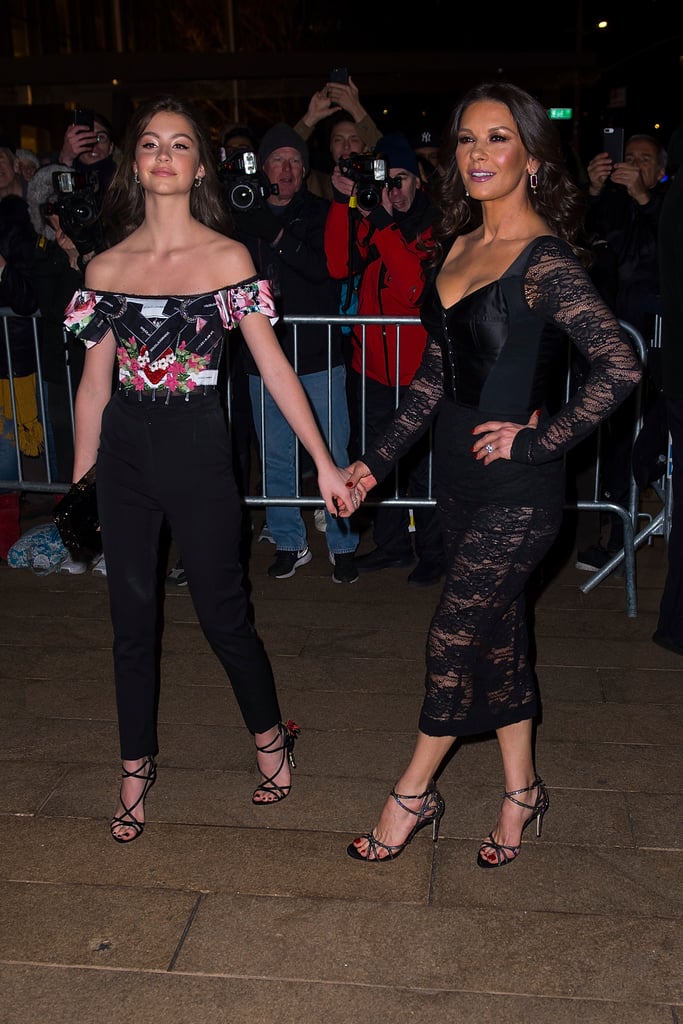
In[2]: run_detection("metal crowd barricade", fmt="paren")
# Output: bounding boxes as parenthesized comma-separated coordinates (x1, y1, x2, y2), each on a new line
(0, 308, 75, 496)
(1, 308, 659, 617)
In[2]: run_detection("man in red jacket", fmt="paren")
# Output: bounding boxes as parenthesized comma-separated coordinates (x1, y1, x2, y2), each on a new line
(324, 131, 444, 586)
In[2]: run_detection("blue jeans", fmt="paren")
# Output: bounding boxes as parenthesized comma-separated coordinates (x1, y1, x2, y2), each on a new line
(249, 365, 358, 556)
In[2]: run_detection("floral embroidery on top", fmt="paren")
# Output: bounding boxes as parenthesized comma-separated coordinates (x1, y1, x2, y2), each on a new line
(64, 290, 98, 338)
(117, 338, 211, 393)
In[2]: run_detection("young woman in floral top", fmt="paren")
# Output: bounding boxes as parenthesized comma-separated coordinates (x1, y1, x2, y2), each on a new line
(65, 95, 358, 843)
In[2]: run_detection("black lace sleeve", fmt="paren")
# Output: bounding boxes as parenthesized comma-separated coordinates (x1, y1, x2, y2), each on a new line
(362, 335, 444, 483)
(510, 238, 643, 465)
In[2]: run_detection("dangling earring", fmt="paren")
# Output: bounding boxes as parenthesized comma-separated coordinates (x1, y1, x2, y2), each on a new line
(194, 177, 203, 189)
(134, 170, 140, 184)
(529, 171, 538, 194)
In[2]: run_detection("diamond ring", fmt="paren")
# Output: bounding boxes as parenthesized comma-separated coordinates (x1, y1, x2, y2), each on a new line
(485, 443, 494, 453)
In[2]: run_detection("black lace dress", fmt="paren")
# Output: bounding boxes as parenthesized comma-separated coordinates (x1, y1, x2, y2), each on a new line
(361, 237, 642, 738)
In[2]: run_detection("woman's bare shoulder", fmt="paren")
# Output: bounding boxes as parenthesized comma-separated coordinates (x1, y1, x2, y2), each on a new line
(210, 234, 258, 286)
(84, 246, 128, 290)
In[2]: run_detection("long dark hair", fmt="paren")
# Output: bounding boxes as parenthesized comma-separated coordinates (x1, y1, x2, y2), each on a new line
(430, 81, 588, 266)
(100, 95, 232, 245)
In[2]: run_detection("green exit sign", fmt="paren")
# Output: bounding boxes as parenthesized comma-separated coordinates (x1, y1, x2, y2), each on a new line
(548, 108, 573, 120)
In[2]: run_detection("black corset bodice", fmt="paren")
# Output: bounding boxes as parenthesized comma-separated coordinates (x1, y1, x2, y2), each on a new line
(420, 242, 568, 419)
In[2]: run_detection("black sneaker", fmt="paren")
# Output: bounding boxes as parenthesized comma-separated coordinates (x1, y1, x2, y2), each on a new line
(407, 560, 444, 587)
(355, 548, 414, 572)
(267, 546, 312, 579)
(330, 552, 359, 584)
(166, 559, 188, 586)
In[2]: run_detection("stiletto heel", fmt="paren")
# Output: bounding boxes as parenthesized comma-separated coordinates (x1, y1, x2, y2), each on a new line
(477, 775, 549, 869)
(347, 784, 445, 862)
(252, 720, 300, 804)
(110, 756, 157, 844)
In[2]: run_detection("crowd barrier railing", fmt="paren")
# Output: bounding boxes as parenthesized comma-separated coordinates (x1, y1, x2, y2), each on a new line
(1, 309, 657, 616)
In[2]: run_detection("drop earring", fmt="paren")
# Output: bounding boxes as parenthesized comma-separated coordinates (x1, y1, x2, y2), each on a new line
(529, 171, 538, 193)
(194, 177, 203, 188)
(134, 170, 140, 184)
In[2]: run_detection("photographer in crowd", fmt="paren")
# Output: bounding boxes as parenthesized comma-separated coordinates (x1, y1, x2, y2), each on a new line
(0, 136, 40, 560)
(58, 109, 118, 197)
(26, 165, 98, 490)
(225, 122, 359, 583)
(325, 131, 445, 586)
(294, 74, 382, 201)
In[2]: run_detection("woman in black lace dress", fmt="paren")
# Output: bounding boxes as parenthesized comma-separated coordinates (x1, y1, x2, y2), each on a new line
(346, 82, 642, 866)
(64, 96, 357, 843)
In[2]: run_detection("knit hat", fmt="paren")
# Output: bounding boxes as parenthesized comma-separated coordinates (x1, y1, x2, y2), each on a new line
(411, 126, 441, 150)
(258, 123, 309, 171)
(375, 132, 419, 176)
(26, 163, 66, 237)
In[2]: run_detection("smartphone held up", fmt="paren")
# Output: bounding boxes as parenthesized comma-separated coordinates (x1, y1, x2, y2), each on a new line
(329, 66, 349, 85)
(73, 107, 95, 132)
(603, 127, 624, 164)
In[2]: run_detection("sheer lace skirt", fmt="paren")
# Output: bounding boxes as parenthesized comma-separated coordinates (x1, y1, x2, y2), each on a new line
(419, 497, 562, 737)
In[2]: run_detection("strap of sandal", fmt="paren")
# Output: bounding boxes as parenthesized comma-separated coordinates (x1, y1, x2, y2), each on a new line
(390, 784, 434, 818)
(479, 832, 520, 865)
(112, 757, 156, 832)
(503, 776, 542, 813)
(254, 723, 296, 799)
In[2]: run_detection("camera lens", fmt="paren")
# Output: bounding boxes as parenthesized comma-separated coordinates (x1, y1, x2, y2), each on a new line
(357, 183, 383, 210)
(70, 199, 97, 225)
(230, 182, 258, 211)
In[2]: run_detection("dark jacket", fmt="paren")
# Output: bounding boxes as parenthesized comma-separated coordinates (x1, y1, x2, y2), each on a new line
(585, 181, 667, 339)
(30, 235, 86, 386)
(0, 194, 39, 378)
(658, 172, 683, 399)
(238, 187, 344, 377)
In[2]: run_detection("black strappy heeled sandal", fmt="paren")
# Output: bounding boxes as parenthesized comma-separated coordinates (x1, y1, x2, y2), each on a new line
(252, 720, 300, 805)
(347, 784, 445, 862)
(110, 756, 157, 844)
(476, 776, 549, 869)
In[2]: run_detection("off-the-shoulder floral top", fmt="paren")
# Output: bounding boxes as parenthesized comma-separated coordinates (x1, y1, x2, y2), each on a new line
(63, 276, 277, 395)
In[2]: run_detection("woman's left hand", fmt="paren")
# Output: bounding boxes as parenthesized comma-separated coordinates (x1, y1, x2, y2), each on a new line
(317, 463, 362, 518)
(472, 410, 540, 465)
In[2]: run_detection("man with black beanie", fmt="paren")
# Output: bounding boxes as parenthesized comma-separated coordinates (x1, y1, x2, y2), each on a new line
(229, 122, 360, 583)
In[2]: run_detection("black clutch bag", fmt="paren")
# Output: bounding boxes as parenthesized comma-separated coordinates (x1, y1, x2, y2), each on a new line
(54, 465, 102, 562)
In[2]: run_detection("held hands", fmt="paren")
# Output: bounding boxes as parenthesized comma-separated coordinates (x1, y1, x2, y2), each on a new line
(471, 410, 540, 465)
(317, 462, 363, 518)
(345, 460, 377, 502)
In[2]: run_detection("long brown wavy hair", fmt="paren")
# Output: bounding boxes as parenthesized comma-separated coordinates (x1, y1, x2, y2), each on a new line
(429, 81, 588, 268)
(100, 95, 232, 245)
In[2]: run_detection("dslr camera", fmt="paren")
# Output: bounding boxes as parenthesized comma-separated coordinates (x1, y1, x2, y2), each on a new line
(41, 169, 104, 255)
(338, 152, 389, 210)
(217, 149, 279, 212)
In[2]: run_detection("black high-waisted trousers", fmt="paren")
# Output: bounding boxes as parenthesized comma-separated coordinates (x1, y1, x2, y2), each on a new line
(97, 390, 280, 760)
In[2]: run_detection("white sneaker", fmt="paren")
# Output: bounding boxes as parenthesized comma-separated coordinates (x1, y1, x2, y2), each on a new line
(314, 508, 327, 533)
(91, 553, 107, 576)
(257, 522, 276, 544)
(59, 552, 89, 575)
